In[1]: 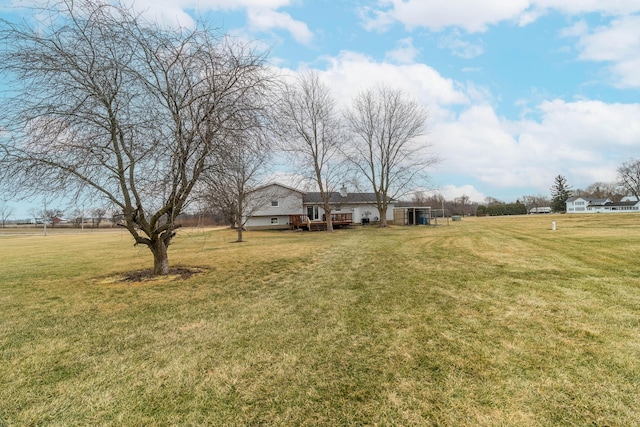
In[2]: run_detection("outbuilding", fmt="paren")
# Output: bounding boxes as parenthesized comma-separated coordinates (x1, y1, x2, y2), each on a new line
(393, 207, 432, 225)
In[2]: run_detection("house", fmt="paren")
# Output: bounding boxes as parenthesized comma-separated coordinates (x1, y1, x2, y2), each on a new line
(243, 183, 396, 230)
(302, 187, 394, 225)
(566, 196, 640, 213)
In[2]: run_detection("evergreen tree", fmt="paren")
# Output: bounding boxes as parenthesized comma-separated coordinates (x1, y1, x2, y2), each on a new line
(550, 175, 572, 212)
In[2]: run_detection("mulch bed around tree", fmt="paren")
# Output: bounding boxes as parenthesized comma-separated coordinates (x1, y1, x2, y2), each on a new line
(98, 267, 208, 284)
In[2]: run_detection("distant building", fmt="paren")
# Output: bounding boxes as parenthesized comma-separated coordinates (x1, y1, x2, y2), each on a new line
(243, 182, 396, 230)
(566, 196, 640, 213)
(529, 207, 551, 214)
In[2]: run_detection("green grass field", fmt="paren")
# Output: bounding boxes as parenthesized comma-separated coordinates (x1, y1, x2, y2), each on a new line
(2, 215, 640, 426)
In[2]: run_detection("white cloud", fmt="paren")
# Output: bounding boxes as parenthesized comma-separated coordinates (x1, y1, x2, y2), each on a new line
(385, 37, 420, 64)
(247, 8, 313, 45)
(280, 52, 640, 197)
(124, 0, 312, 44)
(361, 0, 640, 34)
(358, 5, 396, 33)
(362, 0, 530, 33)
(438, 31, 484, 59)
(532, 0, 640, 16)
(438, 185, 487, 203)
(532, 99, 640, 149)
(428, 98, 640, 195)
(133, 0, 293, 13)
(312, 50, 470, 116)
(576, 16, 640, 62)
(559, 20, 589, 38)
(568, 15, 640, 88)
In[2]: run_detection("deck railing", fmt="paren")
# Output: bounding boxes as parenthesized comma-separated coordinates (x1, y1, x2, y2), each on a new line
(289, 212, 353, 229)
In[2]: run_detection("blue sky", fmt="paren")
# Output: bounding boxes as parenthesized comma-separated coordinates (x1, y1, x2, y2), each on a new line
(2, 0, 640, 216)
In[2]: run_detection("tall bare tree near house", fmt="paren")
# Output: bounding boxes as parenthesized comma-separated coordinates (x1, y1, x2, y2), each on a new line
(0, 0, 273, 274)
(617, 159, 640, 199)
(278, 71, 345, 231)
(584, 182, 623, 201)
(344, 84, 436, 227)
(201, 122, 274, 242)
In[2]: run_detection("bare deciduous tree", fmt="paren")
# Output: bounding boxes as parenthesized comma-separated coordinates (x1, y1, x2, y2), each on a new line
(40, 207, 64, 228)
(485, 197, 504, 206)
(580, 182, 623, 201)
(617, 160, 640, 200)
(92, 207, 106, 228)
(520, 194, 550, 212)
(455, 194, 471, 216)
(202, 126, 274, 242)
(344, 84, 436, 227)
(0, 204, 12, 228)
(0, 0, 273, 274)
(278, 71, 345, 232)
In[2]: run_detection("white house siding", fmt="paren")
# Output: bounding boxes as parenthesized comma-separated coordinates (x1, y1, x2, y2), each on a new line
(566, 197, 589, 213)
(244, 184, 304, 229)
(244, 215, 292, 230)
(312, 204, 394, 224)
(249, 184, 303, 217)
(243, 183, 397, 228)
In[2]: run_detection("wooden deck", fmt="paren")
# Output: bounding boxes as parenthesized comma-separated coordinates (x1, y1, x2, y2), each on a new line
(289, 213, 353, 231)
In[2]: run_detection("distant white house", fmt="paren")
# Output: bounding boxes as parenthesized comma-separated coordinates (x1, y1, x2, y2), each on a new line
(566, 196, 640, 213)
(243, 182, 396, 230)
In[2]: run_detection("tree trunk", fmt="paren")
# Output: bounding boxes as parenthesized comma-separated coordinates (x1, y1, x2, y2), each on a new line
(325, 205, 333, 232)
(236, 226, 244, 242)
(379, 207, 388, 227)
(150, 240, 170, 275)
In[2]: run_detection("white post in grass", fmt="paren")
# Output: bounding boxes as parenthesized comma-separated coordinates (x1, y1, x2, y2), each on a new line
(552, 221, 556, 231)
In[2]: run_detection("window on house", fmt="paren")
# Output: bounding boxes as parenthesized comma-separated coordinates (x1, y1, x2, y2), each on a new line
(271, 200, 279, 207)
(270, 217, 278, 224)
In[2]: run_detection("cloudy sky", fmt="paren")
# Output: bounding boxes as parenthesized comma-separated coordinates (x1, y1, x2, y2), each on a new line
(2, 0, 640, 206)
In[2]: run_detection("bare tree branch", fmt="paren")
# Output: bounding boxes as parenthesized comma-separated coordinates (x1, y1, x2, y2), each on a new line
(0, 0, 273, 274)
(278, 71, 346, 231)
(617, 159, 640, 200)
(344, 84, 437, 227)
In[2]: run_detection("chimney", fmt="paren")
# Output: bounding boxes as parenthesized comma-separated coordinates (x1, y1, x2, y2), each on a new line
(340, 186, 347, 198)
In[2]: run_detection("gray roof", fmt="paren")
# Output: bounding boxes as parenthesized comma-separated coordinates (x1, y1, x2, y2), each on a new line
(586, 198, 610, 205)
(251, 182, 306, 194)
(604, 201, 640, 207)
(567, 197, 610, 205)
(303, 192, 390, 204)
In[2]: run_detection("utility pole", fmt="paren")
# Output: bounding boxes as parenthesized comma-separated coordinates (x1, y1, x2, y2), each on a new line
(43, 200, 47, 237)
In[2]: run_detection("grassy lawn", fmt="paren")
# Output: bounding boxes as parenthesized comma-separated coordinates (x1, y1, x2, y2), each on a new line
(1, 215, 640, 425)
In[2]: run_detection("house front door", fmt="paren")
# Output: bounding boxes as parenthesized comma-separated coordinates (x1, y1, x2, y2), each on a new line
(307, 206, 314, 220)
